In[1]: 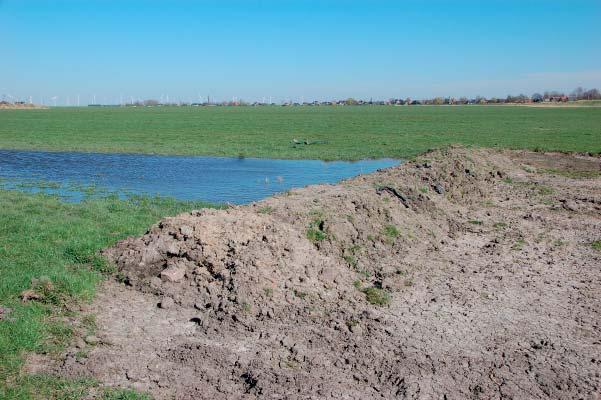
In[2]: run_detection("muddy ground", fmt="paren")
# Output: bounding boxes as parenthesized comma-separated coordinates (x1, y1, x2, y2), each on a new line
(34, 147, 601, 399)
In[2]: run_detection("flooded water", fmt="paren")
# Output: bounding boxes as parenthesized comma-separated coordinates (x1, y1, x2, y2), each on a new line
(0, 150, 399, 204)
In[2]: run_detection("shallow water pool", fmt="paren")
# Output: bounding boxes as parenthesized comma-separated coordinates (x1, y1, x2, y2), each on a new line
(0, 150, 399, 204)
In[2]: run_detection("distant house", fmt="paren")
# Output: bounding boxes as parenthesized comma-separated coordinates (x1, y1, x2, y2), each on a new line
(550, 95, 569, 102)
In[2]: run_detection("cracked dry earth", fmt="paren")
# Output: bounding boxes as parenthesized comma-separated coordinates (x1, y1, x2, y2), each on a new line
(40, 147, 601, 399)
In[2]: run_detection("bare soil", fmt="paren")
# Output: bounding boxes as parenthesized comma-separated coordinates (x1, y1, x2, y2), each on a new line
(38, 147, 601, 399)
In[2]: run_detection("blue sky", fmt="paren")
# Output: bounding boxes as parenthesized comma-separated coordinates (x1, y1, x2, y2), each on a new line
(1, 0, 600, 104)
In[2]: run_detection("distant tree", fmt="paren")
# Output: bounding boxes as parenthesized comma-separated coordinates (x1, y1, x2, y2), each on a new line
(432, 97, 444, 105)
(531, 93, 543, 102)
(583, 88, 601, 100)
(143, 99, 159, 106)
(516, 94, 529, 103)
(571, 87, 584, 100)
(345, 98, 358, 105)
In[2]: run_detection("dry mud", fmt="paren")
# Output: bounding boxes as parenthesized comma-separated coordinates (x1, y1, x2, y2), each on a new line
(45, 147, 601, 399)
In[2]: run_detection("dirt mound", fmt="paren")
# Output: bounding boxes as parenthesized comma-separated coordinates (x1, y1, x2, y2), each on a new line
(49, 147, 601, 399)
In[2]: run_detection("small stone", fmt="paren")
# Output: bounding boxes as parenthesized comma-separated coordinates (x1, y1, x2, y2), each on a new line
(433, 184, 445, 194)
(350, 324, 363, 335)
(159, 297, 175, 309)
(84, 335, 99, 345)
(160, 266, 185, 282)
(149, 276, 162, 289)
(562, 200, 578, 212)
(180, 225, 194, 237)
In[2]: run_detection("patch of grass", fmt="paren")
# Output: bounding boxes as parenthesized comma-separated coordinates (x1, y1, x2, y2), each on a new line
(591, 241, 601, 251)
(293, 290, 307, 299)
(101, 388, 152, 400)
(419, 186, 429, 193)
(383, 224, 400, 239)
(263, 287, 273, 297)
(542, 168, 601, 179)
(468, 220, 483, 225)
(362, 287, 391, 306)
(357, 269, 371, 279)
(306, 227, 326, 243)
(39, 320, 74, 355)
(343, 254, 357, 268)
(493, 222, 508, 230)
(346, 319, 359, 329)
(0, 189, 215, 398)
(512, 239, 526, 251)
(74, 351, 88, 363)
(306, 214, 327, 243)
(536, 185, 554, 196)
(522, 165, 536, 173)
(257, 205, 273, 214)
(1, 106, 599, 160)
(511, 181, 554, 196)
(2, 375, 96, 400)
(81, 314, 97, 335)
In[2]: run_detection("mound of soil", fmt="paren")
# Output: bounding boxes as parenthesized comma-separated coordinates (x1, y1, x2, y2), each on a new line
(45, 147, 601, 399)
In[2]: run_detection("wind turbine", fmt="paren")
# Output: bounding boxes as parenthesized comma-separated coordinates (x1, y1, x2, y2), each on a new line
(50, 96, 58, 107)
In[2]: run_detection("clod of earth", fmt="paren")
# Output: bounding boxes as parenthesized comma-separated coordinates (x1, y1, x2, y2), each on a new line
(42, 147, 601, 399)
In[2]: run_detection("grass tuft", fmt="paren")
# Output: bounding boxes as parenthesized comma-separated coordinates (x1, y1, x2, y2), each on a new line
(362, 287, 391, 306)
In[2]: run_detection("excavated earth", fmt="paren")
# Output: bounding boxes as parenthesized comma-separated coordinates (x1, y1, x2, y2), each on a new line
(38, 147, 601, 399)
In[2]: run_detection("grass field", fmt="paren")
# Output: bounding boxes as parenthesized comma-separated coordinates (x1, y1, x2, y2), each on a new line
(0, 191, 214, 399)
(0, 105, 600, 160)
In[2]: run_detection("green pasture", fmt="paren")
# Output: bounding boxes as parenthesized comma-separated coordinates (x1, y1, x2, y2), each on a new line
(1, 105, 599, 160)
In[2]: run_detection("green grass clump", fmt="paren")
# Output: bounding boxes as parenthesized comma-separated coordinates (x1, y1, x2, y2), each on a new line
(543, 168, 601, 179)
(306, 227, 326, 242)
(257, 205, 273, 214)
(512, 239, 526, 251)
(362, 287, 391, 306)
(383, 224, 400, 239)
(468, 220, 483, 225)
(591, 241, 601, 251)
(0, 189, 214, 398)
(306, 214, 327, 243)
(0, 106, 599, 160)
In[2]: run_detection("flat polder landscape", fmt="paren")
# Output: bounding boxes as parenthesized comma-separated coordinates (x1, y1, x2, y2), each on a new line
(1, 104, 601, 399)
(0, 105, 601, 399)
(1, 105, 600, 159)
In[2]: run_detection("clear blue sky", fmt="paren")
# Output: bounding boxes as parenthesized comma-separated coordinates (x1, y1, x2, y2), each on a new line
(1, 0, 600, 105)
